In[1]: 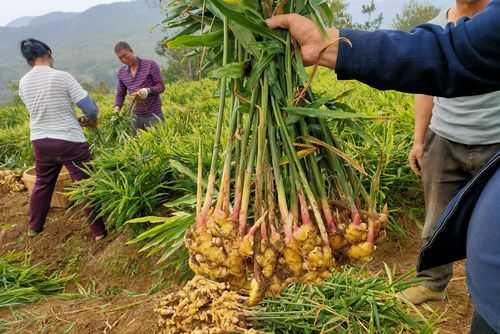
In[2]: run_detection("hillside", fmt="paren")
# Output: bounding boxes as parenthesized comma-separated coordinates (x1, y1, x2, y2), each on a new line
(0, 0, 452, 105)
(0, 0, 166, 105)
(6, 12, 79, 28)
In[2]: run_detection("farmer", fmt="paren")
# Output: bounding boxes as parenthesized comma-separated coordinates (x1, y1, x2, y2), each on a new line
(402, 0, 500, 306)
(113, 41, 165, 133)
(18, 38, 106, 241)
(267, 2, 500, 333)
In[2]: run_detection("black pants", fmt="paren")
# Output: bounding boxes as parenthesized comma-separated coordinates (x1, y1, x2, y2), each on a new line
(471, 312, 497, 334)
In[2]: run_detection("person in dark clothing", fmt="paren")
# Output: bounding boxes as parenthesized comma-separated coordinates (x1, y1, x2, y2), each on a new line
(267, 2, 500, 332)
(113, 41, 165, 133)
(18, 38, 106, 241)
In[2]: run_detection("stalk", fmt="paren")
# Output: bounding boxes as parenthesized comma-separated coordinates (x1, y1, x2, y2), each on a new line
(215, 80, 239, 213)
(268, 111, 290, 241)
(197, 17, 229, 227)
(266, 164, 277, 233)
(288, 164, 299, 235)
(285, 33, 294, 106)
(231, 92, 257, 223)
(238, 124, 258, 236)
(297, 185, 312, 226)
(299, 119, 337, 232)
(254, 76, 269, 221)
(319, 120, 361, 225)
(196, 139, 203, 216)
(272, 98, 329, 245)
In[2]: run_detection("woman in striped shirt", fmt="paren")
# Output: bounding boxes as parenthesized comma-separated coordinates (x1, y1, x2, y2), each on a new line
(18, 38, 106, 241)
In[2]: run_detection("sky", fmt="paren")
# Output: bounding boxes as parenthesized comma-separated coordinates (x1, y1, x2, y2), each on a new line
(0, 0, 130, 26)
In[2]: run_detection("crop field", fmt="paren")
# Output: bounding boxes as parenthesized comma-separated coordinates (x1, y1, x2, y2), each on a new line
(0, 2, 474, 332)
(0, 69, 472, 333)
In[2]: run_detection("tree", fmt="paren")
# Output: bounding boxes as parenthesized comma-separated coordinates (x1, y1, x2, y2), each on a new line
(327, 0, 383, 30)
(393, 0, 440, 32)
(354, 0, 383, 31)
(329, 0, 354, 28)
(156, 41, 199, 83)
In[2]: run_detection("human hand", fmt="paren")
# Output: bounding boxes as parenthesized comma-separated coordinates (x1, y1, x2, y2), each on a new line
(113, 106, 121, 113)
(78, 116, 97, 129)
(408, 143, 424, 176)
(266, 14, 340, 68)
(131, 88, 150, 100)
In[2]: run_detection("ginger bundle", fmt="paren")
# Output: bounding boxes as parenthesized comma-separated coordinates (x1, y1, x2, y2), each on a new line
(164, 0, 389, 304)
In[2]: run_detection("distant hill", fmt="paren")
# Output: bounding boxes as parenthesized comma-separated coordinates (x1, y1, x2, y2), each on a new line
(0, 0, 166, 105)
(6, 16, 36, 28)
(6, 12, 79, 28)
(0, 0, 456, 105)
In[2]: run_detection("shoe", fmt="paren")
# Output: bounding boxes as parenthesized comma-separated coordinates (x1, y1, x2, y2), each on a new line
(396, 286, 444, 305)
(94, 231, 107, 241)
(28, 229, 41, 237)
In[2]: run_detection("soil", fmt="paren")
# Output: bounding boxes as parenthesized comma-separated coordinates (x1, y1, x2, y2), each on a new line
(370, 214, 473, 334)
(0, 190, 472, 334)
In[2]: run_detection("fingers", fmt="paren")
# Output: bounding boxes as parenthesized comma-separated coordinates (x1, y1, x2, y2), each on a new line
(409, 156, 421, 176)
(265, 14, 294, 29)
(416, 156, 423, 174)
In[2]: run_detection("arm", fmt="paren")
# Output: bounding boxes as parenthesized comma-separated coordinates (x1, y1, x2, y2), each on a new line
(409, 95, 433, 175)
(64, 73, 98, 128)
(77, 95, 99, 128)
(77, 95, 99, 120)
(148, 61, 165, 95)
(267, 1, 500, 97)
(114, 77, 127, 110)
(336, 1, 500, 97)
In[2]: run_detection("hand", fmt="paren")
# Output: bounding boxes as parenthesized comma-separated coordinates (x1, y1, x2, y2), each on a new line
(132, 88, 150, 100)
(408, 143, 424, 176)
(78, 116, 97, 129)
(113, 106, 121, 113)
(266, 14, 340, 68)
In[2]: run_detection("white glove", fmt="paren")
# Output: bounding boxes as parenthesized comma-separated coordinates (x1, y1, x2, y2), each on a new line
(136, 88, 150, 100)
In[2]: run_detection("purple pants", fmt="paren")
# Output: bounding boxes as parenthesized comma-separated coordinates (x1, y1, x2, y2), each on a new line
(30, 138, 106, 237)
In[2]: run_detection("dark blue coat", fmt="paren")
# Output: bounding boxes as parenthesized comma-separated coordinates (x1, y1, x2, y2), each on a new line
(334, 3, 500, 329)
(336, 0, 500, 97)
(417, 152, 500, 272)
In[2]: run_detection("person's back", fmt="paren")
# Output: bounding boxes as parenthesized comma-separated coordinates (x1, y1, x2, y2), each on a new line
(18, 38, 106, 241)
(19, 65, 88, 143)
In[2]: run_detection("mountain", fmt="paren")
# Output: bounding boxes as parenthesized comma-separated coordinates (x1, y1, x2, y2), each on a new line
(6, 12, 79, 28)
(6, 16, 36, 28)
(0, 0, 166, 105)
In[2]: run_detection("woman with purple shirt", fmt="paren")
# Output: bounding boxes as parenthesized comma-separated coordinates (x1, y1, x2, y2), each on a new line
(113, 41, 165, 133)
(18, 39, 106, 241)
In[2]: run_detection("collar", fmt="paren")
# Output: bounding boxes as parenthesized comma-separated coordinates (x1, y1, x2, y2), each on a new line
(128, 57, 142, 72)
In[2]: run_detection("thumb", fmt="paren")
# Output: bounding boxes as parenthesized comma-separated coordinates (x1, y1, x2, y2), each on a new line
(266, 14, 294, 29)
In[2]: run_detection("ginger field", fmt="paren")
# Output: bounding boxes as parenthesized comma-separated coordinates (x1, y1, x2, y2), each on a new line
(0, 72, 472, 333)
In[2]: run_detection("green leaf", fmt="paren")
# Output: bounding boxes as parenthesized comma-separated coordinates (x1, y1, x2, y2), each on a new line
(285, 107, 380, 120)
(167, 30, 223, 48)
(126, 216, 168, 224)
(207, 0, 285, 43)
(209, 62, 245, 79)
(163, 194, 197, 208)
(301, 135, 367, 175)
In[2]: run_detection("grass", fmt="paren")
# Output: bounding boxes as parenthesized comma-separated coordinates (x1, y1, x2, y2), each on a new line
(0, 253, 75, 309)
(250, 266, 435, 333)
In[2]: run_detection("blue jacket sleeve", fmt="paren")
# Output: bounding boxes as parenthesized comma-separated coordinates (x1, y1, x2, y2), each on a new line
(335, 0, 500, 97)
(76, 95, 99, 120)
